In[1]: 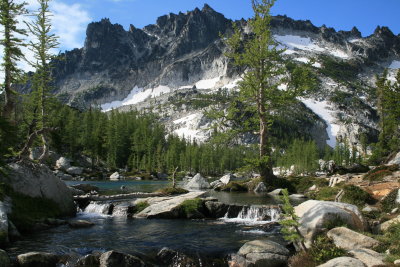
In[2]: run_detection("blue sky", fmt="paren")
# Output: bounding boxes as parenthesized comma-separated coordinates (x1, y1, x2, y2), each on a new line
(23, 0, 400, 52)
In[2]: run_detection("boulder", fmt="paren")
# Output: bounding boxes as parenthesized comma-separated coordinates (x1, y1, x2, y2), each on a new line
(397, 189, 400, 204)
(220, 173, 237, 185)
(0, 249, 10, 267)
(68, 186, 85, 196)
(349, 248, 385, 267)
(55, 157, 71, 171)
(76, 254, 100, 267)
(210, 180, 224, 189)
(362, 205, 379, 213)
(0, 202, 9, 245)
(99, 250, 145, 267)
(289, 194, 307, 199)
(269, 189, 283, 195)
(135, 192, 206, 219)
(184, 173, 210, 190)
(56, 172, 73, 181)
(68, 220, 95, 228)
(17, 252, 59, 267)
(254, 182, 267, 193)
(110, 172, 120, 181)
(236, 239, 290, 267)
(295, 200, 367, 246)
(4, 161, 76, 216)
(204, 201, 229, 218)
(156, 173, 168, 180)
(327, 227, 380, 251)
(394, 259, 400, 265)
(66, 167, 84, 176)
(156, 247, 196, 266)
(388, 151, 400, 165)
(316, 257, 365, 267)
(375, 215, 400, 233)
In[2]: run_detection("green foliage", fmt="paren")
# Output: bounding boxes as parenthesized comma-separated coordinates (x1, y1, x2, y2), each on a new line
(222, 181, 248, 192)
(277, 139, 319, 175)
(0, 183, 62, 233)
(341, 185, 374, 208)
(375, 222, 400, 262)
(319, 55, 360, 82)
(157, 187, 188, 195)
(288, 251, 317, 267)
(180, 198, 203, 216)
(309, 235, 347, 264)
(310, 186, 341, 201)
(321, 215, 349, 230)
(132, 201, 149, 214)
(380, 189, 400, 213)
(363, 165, 398, 182)
(280, 188, 307, 250)
(287, 176, 329, 194)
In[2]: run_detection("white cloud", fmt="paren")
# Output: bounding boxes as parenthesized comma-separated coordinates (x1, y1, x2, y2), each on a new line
(0, 0, 91, 78)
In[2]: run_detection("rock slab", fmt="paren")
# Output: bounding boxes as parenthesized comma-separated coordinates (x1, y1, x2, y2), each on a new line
(327, 227, 380, 250)
(17, 252, 59, 267)
(349, 248, 385, 267)
(316, 257, 365, 267)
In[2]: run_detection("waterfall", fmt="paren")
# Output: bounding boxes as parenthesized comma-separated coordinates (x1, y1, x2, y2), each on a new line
(84, 202, 112, 215)
(222, 205, 281, 224)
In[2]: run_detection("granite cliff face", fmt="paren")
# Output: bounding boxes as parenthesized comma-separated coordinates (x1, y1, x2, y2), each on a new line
(46, 4, 400, 149)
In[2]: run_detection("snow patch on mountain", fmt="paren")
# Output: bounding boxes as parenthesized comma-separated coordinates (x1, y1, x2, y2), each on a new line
(302, 99, 340, 147)
(389, 60, 400, 69)
(173, 113, 210, 142)
(195, 77, 221, 89)
(101, 85, 171, 111)
(275, 35, 325, 52)
(294, 57, 322, 68)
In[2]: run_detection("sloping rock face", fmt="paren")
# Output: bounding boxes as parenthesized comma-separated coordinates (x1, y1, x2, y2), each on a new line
(327, 227, 380, 250)
(231, 239, 290, 267)
(316, 256, 365, 267)
(135, 191, 205, 218)
(294, 200, 367, 246)
(3, 161, 76, 216)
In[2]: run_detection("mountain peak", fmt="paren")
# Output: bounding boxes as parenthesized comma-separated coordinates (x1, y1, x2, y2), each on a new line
(202, 3, 215, 12)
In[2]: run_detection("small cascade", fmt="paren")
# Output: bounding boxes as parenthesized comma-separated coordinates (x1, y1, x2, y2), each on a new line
(84, 202, 112, 215)
(222, 205, 281, 224)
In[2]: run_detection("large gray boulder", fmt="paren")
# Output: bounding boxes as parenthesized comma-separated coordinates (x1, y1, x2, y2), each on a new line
(235, 239, 290, 267)
(375, 214, 400, 233)
(317, 257, 365, 267)
(349, 248, 385, 267)
(99, 250, 145, 267)
(66, 166, 84, 175)
(0, 249, 10, 267)
(17, 252, 59, 267)
(295, 200, 367, 246)
(55, 157, 71, 171)
(135, 192, 206, 219)
(4, 161, 76, 216)
(184, 173, 210, 190)
(220, 173, 241, 185)
(327, 227, 380, 251)
(110, 172, 120, 181)
(388, 151, 400, 165)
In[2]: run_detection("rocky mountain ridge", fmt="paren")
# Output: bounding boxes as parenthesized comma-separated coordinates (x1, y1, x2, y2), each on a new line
(43, 4, 400, 149)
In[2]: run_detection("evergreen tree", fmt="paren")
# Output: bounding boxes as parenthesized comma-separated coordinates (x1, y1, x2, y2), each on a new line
(20, 0, 59, 161)
(0, 0, 27, 121)
(224, 0, 315, 184)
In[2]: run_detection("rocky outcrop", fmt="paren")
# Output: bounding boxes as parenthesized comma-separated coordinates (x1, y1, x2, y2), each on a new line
(349, 248, 385, 267)
(17, 252, 59, 267)
(110, 172, 120, 181)
(99, 251, 145, 267)
(183, 173, 210, 190)
(66, 166, 84, 175)
(0, 202, 9, 245)
(316, 257, 365, 267)
(55, 157, 71, 171)
(375, 214, 400, 233)
(231, 239, 290, 267)
(327, 227, 380, 250)
(254, 182, 267, 193)
(4, 161, 76, 216)
(76, 254, 100, 267)
(135, 191, 206, 218)
(294, 200, 367, 246)
(389, 151, 400, 165)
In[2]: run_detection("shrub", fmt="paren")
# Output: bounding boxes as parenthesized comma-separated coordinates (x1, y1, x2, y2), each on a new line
(157, 187, 188, 195)
(375, 222, 400, 262)
(322, 215, 349, 230)
(222, 182, 248, 192)
(381, 189, 400, 213)
(311, 187, 341, 201)
(341, 185, 374, 208)
(309, 235, 347, 264)
(363, 165, 398, 182)
(132, 201, 149, 214)
(288, 176, 329, 193)
(288, 251, 316, 267)
(180, 198, 203, 216)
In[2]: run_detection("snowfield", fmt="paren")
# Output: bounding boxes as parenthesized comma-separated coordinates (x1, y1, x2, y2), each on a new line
(101, 85, 171, 111)
(173, 113, 209, 142)
(302, 99, 340, 147)
(275, 34, 349, 59)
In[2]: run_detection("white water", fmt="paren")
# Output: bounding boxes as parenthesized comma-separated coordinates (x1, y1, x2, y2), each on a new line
(222, 206, 281, 225)
(84, 202, 111, 216)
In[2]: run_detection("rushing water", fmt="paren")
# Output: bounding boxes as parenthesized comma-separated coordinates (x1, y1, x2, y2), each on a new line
(7, 180, 293, 261)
